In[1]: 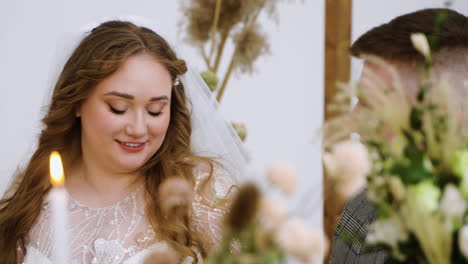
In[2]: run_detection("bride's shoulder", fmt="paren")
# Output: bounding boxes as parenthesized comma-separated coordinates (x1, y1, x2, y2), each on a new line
(191, 159, 223, 175)
(192, 160, 235, 201)
(192, 159, 235, 182)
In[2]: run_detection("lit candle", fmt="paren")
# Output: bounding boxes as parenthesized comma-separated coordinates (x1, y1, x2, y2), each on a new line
(49, 151, 70, 264)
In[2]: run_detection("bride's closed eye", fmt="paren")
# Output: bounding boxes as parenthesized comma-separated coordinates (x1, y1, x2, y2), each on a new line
(108, 104, 164, 117)
(146, 102, 167, 117)
(109, 105, 127, 115)
(147, 111, 162, 117)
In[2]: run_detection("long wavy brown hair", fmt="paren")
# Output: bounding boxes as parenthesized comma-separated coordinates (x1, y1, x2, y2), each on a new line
(0, 20, 214, 263)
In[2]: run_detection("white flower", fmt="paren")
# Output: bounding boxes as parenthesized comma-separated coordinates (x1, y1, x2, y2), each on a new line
(410, 33, 431, 61)
(366, 218, 407, 248)
(275, 217, 326, 263)
(323, 140, 371, 198)
(388, 176, 406, 201)
(259, 196, 288, 229)
(408, 180, 440, 212)
(339, 174, 367, 199)
(267, 162, 297, 195)
(459, 226, 468, 258)
(440, 184, 467, 218)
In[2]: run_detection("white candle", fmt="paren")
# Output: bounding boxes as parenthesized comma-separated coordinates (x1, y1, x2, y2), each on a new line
(49, 151, 70, 264)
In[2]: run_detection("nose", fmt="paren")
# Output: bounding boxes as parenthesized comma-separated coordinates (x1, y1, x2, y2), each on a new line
(125, 111, 147, 138)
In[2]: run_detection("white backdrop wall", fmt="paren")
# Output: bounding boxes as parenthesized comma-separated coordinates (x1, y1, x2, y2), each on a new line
(0, 0, 324, 229)
(2, 0, 466, 239)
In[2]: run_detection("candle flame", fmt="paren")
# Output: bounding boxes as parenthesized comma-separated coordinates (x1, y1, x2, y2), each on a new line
(50, 151, 64, 187)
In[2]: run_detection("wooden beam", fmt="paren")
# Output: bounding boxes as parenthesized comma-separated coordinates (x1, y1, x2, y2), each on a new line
(324, 0, 352, 120)
(323, 0, 352, 261)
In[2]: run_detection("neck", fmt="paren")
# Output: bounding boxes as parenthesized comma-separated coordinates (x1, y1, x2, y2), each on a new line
(67, 159, 143, 208)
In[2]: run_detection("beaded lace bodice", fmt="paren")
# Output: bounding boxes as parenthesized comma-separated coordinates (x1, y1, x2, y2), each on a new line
(23, 165, 233, 264)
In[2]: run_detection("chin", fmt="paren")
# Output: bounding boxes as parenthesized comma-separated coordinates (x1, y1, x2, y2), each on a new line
(116, 158, 148, 172)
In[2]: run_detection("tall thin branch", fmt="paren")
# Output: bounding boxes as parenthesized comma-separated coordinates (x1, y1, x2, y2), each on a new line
(215, 5, 263, 99)
(216, 52, 236, 102)
(213, 30, 230, 74)
(200, 45, 211, 70)
(208, 0, 223, 65)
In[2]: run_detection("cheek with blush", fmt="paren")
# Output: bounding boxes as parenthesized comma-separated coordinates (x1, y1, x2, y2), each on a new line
(147, 113, 171, 151)
(91, 107, 127, 136)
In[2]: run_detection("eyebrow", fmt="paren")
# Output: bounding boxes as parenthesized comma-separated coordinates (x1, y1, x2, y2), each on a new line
(104, 91, 169, 101)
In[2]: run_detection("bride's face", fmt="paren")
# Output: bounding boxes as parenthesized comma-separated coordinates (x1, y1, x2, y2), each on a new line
(78, 53, 172, 173)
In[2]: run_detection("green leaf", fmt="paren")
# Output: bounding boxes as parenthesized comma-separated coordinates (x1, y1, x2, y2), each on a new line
(417, 85, 426, 102)
(410, 107, 423, 130)
(390, 161, 432, 184)
(262, 248, 284, 264)
(376, 204, 391, 219)
(200, 71, 219, 92)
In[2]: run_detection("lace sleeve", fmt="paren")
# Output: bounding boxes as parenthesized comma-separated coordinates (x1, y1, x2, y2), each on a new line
(191, 163, 235, 253)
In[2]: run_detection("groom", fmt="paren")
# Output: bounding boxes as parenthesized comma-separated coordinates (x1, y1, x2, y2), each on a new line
(329, 8, 468, 264)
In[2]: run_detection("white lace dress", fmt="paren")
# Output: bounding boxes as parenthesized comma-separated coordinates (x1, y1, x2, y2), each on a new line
(22, 166, 233, 264)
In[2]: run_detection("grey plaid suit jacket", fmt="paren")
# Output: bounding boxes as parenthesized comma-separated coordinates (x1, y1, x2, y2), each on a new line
(328, 190, 390, 264)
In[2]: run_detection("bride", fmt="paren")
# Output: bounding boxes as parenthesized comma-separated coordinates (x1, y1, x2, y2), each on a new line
(0, 20, 246, 263)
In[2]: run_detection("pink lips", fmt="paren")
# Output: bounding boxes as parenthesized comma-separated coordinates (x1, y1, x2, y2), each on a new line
(116, 140, 146, 153)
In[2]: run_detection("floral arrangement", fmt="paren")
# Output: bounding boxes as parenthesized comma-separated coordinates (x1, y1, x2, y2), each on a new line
(143, 163, 326, 264)
(323, 24, 468, 263)
(205, 162, 326, 264)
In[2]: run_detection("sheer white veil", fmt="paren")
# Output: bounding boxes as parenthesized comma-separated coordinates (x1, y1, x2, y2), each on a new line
(182, 69, 249, 182)
(46, 15, 249, 184)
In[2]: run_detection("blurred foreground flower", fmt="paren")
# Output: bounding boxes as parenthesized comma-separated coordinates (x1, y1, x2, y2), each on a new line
(158, 177, 193, 246)
(323, 139, 370, 199)
(366, 218, 408, 250)
(408, 180, 440, 212)
(259, 197, 287, 230)
(225, 183, 260, 233)
(275, 217, 327, 263)
(459, 226, 468, 259)
(440, 184, 466, 219)
(388, 176, 406, 201)
(410, 33, 431, 61)
(267, 161, 297, 196)
(453, 151, 468, 178)
(158, 177, 194, 217)
(205, 163, 324, 264)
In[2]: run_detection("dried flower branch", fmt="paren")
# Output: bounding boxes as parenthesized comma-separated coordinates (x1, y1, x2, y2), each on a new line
(181, 0, 280, 102)
(225, 183, 260, 233)
(158, 177, 194, 217)
(158, 177, 194, 246)
(206, 163, 324, 264)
